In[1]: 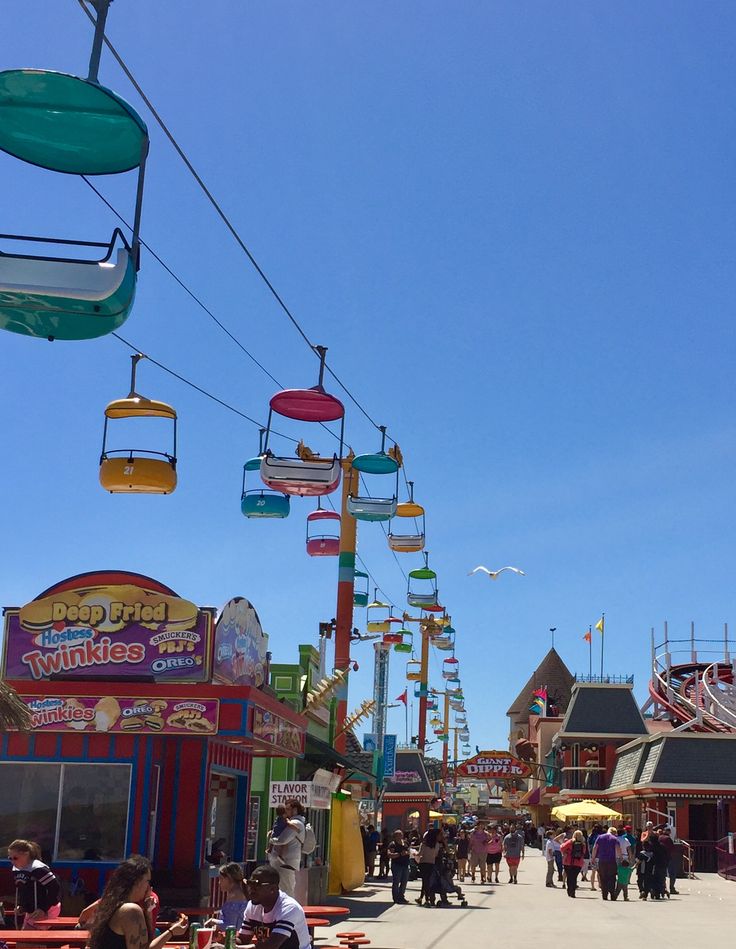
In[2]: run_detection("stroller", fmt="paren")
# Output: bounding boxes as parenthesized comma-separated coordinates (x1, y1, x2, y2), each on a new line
(427, 849, 468, 907)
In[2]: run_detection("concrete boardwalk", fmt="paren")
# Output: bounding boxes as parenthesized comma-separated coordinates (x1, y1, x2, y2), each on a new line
(325, 850, 734, 949)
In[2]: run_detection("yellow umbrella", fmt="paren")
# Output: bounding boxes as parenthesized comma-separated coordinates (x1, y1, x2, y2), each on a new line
(408, 809, 450, 819)
(551, 799, 623, 821)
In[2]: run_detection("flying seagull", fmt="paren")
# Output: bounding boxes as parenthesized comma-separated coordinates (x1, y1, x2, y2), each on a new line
(468, 565, 526, 579)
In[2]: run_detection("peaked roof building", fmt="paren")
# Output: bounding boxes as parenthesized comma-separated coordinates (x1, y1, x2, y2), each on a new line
(507, 647, 575, 742)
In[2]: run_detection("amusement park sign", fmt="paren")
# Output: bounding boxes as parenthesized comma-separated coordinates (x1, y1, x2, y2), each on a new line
(456, 750, 532, 779)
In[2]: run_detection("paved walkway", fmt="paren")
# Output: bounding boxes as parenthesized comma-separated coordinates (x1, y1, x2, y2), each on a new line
(327, 850, 735, 949)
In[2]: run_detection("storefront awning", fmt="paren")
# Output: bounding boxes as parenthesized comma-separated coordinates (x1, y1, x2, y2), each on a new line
(304, 733, 376, 781)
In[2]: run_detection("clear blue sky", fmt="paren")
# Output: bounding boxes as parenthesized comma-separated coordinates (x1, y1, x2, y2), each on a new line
(1, 1, 734, 750)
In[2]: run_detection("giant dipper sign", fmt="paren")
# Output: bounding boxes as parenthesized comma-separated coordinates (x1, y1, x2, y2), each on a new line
(456, 750, 532, 779)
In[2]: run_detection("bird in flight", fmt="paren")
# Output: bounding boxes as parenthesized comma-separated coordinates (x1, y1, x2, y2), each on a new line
(468, 565, 526, 579)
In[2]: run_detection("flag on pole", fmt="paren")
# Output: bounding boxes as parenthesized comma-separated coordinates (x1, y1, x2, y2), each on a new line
(595, 616, 605, 634)
(583, 631, 592, 643)
(395, 689, 408, 705)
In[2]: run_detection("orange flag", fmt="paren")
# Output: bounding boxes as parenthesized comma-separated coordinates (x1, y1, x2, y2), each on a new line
(583, 631, 592, 644)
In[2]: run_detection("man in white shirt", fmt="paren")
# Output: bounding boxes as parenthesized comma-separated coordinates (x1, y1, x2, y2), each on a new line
(543, 831, 557, 887)
(239, 865, 311, 949)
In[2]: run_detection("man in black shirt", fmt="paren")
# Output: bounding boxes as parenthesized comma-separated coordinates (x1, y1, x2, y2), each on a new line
(387, 830, 411, 904)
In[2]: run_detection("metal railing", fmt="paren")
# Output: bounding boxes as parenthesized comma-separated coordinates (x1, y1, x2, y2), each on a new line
(716, 835, 736, 881)
(560, 766, 604, 790)
(574, 674, 634, 684)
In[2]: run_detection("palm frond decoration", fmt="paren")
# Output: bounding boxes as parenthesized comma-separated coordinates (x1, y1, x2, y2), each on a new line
(0, 680, 31, 732)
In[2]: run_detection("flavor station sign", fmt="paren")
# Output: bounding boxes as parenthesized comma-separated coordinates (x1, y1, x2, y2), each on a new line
(3, 571, 213, 682)
(455, 750, 532, 779)
(21, 695, 219, 735)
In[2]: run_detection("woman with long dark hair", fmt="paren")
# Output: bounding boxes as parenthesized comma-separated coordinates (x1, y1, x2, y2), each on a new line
(88, 856, 187, 949)
(415, 828, 444, 907)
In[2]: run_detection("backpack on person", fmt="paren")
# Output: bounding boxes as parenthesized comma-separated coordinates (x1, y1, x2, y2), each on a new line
(571, 841, 583, 860)
(301, 823, 317, 855)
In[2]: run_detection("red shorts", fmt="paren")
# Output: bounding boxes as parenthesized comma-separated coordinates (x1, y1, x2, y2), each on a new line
(505, 856, 521, 867)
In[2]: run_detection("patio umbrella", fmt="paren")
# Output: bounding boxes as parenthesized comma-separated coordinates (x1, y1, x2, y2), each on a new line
(551, 799, 622, 820)
(0, 680, 31, 731)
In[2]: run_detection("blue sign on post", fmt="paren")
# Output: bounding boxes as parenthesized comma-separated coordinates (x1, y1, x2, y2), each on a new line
(383, 734, 397, 779)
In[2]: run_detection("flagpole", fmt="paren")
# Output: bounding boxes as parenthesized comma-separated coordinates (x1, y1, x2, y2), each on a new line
(405, 695, 409, 745)
(588, 626, 592, 678)
(600, 612, 605, 679)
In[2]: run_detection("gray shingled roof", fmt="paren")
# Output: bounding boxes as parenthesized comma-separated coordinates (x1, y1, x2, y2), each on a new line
(649, 736, 736, 785)
(506, 648, 575, 722)
(610, 735, 736, 788)
(560, 684, 647, 736)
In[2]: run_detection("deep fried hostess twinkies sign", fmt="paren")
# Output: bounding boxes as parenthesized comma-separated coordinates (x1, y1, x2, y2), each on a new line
(455, 750, 532, 779)
(2, 571, 213, 682)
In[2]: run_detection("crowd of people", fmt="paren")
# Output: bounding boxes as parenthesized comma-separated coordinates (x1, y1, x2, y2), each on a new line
(3, 812, 684, 948)
(540, 820, 680, 900)
(356, 815, 684, 908)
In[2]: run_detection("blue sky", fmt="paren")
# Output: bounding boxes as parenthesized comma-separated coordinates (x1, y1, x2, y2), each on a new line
(1, 1, 734, 751)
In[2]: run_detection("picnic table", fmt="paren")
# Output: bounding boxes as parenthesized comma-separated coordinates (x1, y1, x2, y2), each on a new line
(33, 918, 83, 929)
(302, 907, 350, 919)
(173, 907, 219, 917)
(0, 930, 89, 946)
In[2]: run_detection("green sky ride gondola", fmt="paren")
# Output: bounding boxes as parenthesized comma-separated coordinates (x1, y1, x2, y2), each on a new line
(0, 3, 149, 341)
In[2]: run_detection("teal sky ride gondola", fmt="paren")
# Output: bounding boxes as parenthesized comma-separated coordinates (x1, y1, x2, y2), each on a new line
(348, 426, 400, 522)
(0, 15, 149, 342)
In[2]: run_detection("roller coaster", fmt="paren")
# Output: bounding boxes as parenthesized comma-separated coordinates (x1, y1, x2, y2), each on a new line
(647, 626, 736, 732)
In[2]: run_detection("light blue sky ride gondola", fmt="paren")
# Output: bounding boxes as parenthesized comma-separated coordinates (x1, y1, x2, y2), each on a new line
(241, 431, 290, 518)
(348, 426, 400, 522)
(0, 5, 149, 341)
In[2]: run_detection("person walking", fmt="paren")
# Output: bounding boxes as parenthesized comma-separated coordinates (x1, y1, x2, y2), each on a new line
(387, 830, 411, 904)
(456, 830, 469, 880)
(592, 826, 621, 901)
(552, 832, 564, 883)
(468, 823, 490, 883)
(267, 799, 306, 897)
(615, 859, 634, 901)
(502, 824, 525, 884)
(560, 830, 587, 898)
(415, 828, 443, 906)
(543, 830, 557, 887)
(364, 824, 380, 878)
(378, 827, 391, 879)
(485, 826, 503, 884)
(658, 827, 678, 895)
(588, 824, 603, 891)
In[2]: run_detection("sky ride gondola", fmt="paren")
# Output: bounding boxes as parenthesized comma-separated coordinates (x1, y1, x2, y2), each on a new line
(407, 553, 439, 608)
(348, 427, 400, 522)
(442, 656, 459, 679)
(459, 728, 470, 742)
(260, 347, 345, 497)
(366, 593, 392, 633)
(462, 744, 472, 757)
(406, 659, 422, 681)
(433, 627, 455, 651)
(0, 8, 149, 342)
(353, 571, 370, 608)
(393, 629, 413, 653)
(306, 503, 340, 556)
(241, 430, 290, 518)
(99, 354, 177, 494)
(387, 481, 425, 553)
